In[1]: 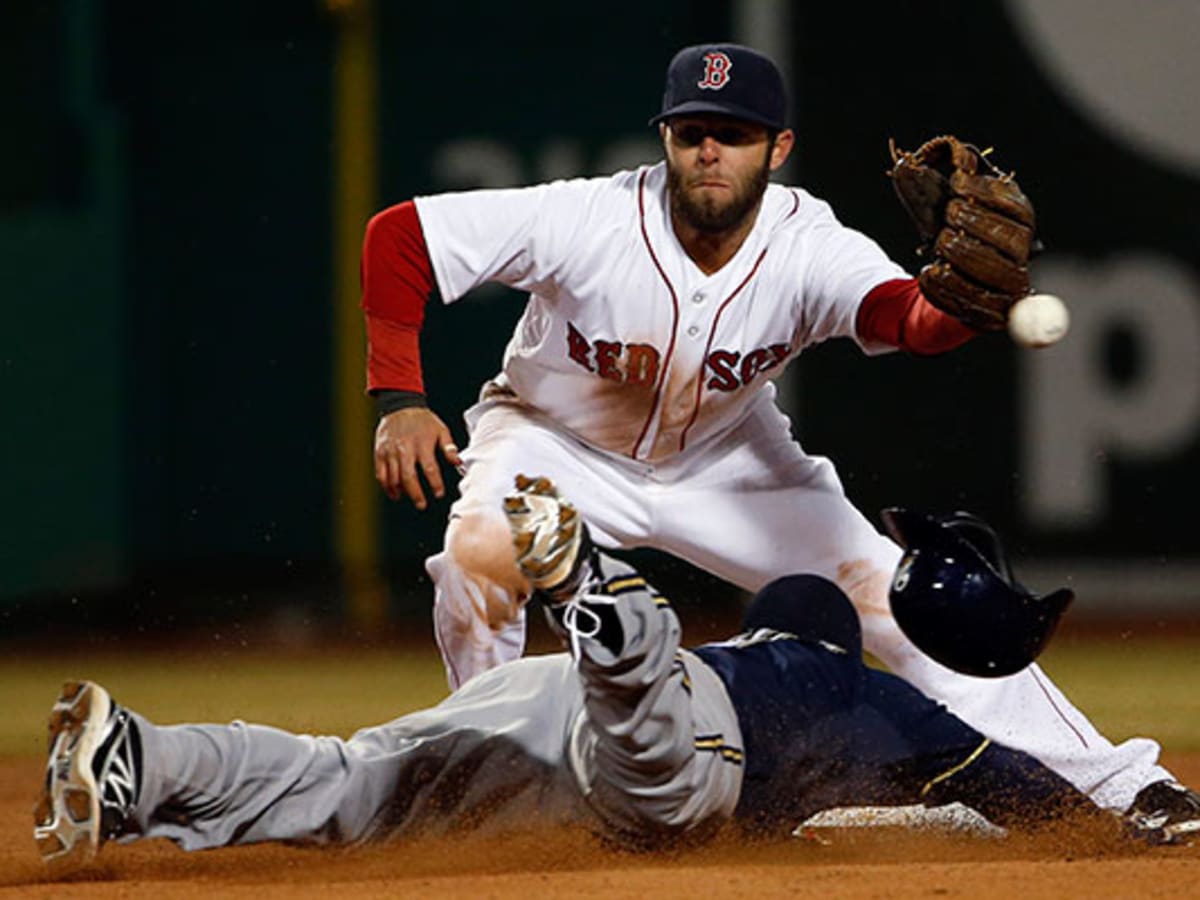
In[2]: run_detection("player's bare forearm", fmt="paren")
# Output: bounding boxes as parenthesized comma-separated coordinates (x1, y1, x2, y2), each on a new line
(373, 407, 463, 509)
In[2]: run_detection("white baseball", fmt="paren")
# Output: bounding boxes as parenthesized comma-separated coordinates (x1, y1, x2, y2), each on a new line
(1007, 293, 1070, 348)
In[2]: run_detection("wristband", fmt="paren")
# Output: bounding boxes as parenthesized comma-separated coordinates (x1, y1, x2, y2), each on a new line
(373, 389, 428, 418)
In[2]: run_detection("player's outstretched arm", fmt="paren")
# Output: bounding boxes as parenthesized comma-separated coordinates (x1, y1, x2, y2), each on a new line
(373, 407, 462, 509)
(361, 200, 465, 509)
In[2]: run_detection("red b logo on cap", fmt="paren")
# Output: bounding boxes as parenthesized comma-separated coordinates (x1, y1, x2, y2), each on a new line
(698, 51, 732, 90)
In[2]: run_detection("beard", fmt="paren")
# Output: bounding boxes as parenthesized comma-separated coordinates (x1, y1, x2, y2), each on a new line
(667, 152, 772, 234)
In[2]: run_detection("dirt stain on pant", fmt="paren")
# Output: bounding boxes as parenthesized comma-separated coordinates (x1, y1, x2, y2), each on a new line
(836, 558, 893, 618)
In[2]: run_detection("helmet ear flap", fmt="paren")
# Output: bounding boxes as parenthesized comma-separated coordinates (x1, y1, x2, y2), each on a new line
(1038, 587, 1075, 627)
(881, 507, 1073, 678)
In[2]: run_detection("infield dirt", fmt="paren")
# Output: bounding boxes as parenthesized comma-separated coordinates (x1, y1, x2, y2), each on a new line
(3, 752, 1199, 898)
(3, 632, 1199, 897)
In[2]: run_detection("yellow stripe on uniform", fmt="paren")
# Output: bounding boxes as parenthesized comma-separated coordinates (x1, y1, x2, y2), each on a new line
(719, 746, 745, 764)
(604, 576, 648, 594)
(694, 735, 745, 765)
(599, 575, 670, 607)
(672, 653, 692, 692)
(920, 738, 992, 797)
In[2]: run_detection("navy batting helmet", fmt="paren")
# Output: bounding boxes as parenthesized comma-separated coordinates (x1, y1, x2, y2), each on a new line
(881, 508, 1073, 678)
(742, 574, 863, 658)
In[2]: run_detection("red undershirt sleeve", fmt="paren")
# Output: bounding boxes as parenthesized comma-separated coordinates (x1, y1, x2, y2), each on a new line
(360, 200, 434, 394)
(856, 277, 979, 355)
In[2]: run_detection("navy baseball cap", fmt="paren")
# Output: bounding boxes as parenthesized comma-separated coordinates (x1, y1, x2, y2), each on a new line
(649, 43, 787, 130)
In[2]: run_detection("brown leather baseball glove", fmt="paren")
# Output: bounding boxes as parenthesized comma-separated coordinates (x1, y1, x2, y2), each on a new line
(888, 135, 1036, 331)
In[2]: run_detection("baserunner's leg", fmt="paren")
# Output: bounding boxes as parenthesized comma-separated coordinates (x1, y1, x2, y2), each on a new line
(559, 553, 744, 847)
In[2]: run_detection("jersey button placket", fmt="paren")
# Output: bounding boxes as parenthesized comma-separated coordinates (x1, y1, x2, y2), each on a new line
(687, 291, 706, 337)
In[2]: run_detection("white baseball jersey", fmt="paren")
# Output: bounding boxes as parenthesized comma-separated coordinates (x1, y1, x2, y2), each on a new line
(415, 162, 907, 463)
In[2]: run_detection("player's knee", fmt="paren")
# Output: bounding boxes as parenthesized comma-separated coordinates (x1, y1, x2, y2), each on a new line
(430, 514, 530, 630)
(742, 574, 863, 657)
(442, 513, 524, 588)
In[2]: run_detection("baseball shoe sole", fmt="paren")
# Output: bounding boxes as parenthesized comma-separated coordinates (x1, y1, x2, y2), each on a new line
(33, 681, 120, 864)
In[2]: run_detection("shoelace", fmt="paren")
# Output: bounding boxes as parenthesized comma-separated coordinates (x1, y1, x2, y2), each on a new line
(559, 592, 619, 661)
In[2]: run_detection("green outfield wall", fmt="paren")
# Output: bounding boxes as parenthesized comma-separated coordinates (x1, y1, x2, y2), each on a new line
(3, 0, 1199, 625)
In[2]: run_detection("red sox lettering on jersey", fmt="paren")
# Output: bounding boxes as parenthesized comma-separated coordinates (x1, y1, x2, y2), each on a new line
(566, 322, 660, 388)
(567, 321, 789, 393)
(705, 343, 790, 391)
(415, 163, 905, 462)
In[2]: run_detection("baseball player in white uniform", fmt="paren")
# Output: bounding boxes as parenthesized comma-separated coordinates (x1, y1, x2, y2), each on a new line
(359, 43, 1199, 823)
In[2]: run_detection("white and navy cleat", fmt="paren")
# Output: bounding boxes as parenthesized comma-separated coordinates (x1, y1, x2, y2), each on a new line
(33, 680, 141, 865)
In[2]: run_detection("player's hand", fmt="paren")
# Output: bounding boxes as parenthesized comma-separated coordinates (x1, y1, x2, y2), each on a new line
(373, 407, 464, 509)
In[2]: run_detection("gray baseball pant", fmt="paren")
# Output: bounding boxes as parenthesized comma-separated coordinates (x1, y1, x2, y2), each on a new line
(121, 559, 744, 850)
